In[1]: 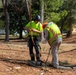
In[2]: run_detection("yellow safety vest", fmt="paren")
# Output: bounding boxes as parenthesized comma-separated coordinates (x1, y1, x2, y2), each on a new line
(44, 23, 62, 45)
(26, 21, 43, 36)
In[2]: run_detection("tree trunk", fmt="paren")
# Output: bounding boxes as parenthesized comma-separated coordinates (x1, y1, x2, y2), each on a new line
(40, 0, 44, 23)
(19, 24, 23, 39)
(19, 16, 23, 39)
(66, 30, 72, 37)
(2, 0, 10, 42)
(5, 7, 10, 42)
(40, 0, 44, 41)
(59, 19, 64, 33)
(19, 28, 23, 39)
(66, 19, 73, 37)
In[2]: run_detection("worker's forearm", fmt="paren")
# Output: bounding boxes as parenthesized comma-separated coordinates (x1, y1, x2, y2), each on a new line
(24, 27, 42, 34)
(32, 29, 42, 34)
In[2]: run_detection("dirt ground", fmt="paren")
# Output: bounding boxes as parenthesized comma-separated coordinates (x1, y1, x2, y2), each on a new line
(0, 35, 76, 75)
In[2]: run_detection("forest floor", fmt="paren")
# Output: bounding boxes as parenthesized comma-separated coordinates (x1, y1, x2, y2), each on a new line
(0, 34, 76, 75)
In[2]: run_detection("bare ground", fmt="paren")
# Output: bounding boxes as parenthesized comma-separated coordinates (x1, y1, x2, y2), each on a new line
(0, 35, 76, 75)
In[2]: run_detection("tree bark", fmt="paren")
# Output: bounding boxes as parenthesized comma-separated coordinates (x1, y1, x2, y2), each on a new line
(19, 16, 23, 39)
(5, 7, 10, 42)
(40, 0, 44, 23)
(40, 0, 44, 41)
(66, 25, 72, 37)
(2, 0, 10, 42)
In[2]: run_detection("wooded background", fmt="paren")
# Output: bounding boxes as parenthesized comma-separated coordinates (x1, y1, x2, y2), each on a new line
(0, 0, 76, 42)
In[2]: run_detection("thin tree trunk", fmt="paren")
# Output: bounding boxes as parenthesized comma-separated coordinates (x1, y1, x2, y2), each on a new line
(5, 7, 10, 42)
(40, 0, 44, 23)
(66, 24, 72, 37)
(60, 19, 64, 33)
(19, 16, 23, 39)
(2, 0, 10, 42)
(40, 0, 44, 41)
(66, 17, 73, 37)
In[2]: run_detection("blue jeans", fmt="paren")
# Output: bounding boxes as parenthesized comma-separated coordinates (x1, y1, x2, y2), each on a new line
(28, 36, 40, 61)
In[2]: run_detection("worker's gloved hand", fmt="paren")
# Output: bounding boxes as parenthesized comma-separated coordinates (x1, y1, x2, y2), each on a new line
(41, 38, 47, 44)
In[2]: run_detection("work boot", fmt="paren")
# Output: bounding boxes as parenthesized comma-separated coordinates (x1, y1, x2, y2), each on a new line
(30, 54, 35, 61)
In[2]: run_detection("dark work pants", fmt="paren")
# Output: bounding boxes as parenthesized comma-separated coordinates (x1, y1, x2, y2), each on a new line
(28, 36, 40, 61)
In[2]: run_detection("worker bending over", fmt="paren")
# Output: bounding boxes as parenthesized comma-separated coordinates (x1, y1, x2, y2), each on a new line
(42, 22, 62, 68)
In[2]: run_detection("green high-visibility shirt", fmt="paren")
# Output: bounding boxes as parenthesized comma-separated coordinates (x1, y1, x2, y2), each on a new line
(26, 21, 43, 36)
(44, 22, 62, 45)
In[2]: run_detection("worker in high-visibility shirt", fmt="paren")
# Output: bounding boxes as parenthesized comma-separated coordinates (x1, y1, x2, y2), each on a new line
(24, 15, 43, 62)
(42, 22, 62, 68)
